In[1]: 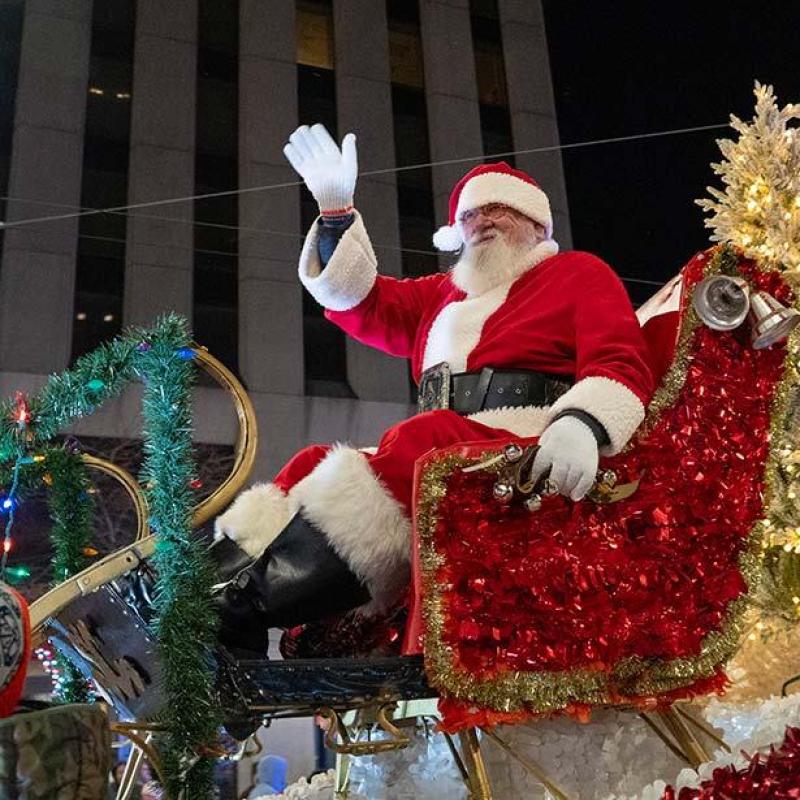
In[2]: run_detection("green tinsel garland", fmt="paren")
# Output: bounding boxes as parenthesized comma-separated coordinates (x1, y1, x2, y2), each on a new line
(137, 326, 220, 797)
(46, 447, 95, 704)
(0, 315, 219, 798)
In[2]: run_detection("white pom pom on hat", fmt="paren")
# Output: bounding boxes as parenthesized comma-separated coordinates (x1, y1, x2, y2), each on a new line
(432, 161, 554, 251)
(432, 224, 465, 252)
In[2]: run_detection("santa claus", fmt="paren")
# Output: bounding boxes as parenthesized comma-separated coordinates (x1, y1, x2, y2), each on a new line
(211, 124, 654, 654)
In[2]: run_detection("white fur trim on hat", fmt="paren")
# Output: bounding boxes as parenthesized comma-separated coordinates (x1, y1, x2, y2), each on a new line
(288, 445, 411, 614)
(214, 483, 291, 559)
(545, 375, 645, 456)
(298, 211, 377, 311)
(457, 172, 552, 237)
(433, 224, 464, 252)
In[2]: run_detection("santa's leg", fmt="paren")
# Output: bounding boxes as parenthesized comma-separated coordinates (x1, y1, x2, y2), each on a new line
(210, 443, 331, 580)
(214, 410, 515, 653)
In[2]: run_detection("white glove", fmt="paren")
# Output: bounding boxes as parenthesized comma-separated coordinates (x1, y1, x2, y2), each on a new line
(530, 416, 599, 501)
(283, 123, 358, 214)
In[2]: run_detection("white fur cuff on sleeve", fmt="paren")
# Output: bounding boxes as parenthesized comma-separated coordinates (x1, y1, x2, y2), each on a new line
(298, 211, 378, 311)
(546, 375, 645, 455)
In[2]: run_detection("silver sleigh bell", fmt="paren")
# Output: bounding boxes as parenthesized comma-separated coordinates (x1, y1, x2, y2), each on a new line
(692, 275, 800, 349)
(692, 275, 750, 331)
(749, 291, 800, 349)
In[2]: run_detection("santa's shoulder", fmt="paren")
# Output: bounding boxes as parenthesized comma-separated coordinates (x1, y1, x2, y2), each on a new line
(545, 249, 625, 283)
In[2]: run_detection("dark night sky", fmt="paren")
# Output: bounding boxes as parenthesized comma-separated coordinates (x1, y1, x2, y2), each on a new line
(543, 2, 800, 304)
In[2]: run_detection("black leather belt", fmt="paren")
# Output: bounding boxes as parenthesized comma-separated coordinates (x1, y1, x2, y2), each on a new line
(418, 363, 573, 415)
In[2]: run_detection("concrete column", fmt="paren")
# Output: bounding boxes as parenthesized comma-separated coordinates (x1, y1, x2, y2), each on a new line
(0, 0, 92, 372)
(498, 0, 572, 247)
(332, 0, 409, 402)
(238, 0, 304, 396)
(124, 0, 197, 326)
(419, 0, 483, 227)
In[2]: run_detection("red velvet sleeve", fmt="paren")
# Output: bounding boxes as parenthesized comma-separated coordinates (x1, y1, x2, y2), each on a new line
(325, 272, 447, 359)
(572, 255, 655, 405)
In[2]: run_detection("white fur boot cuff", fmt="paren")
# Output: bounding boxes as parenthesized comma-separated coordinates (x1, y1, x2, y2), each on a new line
(214, 483, 292, 559)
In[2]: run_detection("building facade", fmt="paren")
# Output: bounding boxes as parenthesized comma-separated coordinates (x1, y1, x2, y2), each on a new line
(0, 0, 570, 482)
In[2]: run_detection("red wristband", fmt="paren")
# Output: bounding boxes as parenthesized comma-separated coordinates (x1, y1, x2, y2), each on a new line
(320, 205, 354, 217)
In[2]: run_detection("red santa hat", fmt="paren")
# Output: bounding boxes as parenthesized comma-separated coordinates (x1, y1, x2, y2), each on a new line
(432, 162, 553, 251)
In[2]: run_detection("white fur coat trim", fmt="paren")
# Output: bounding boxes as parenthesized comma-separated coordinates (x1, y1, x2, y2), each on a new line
(298, 212, 377, 311)
(423, 239, 559, 373)
(546, 375, 645, 456)
(288, 445, 411, 614)
(422, 282, 510, 373)
(214, 483, 291, 558)
(467, 404, 552, 438)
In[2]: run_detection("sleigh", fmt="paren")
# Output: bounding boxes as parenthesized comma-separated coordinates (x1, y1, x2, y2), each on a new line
(22, 244, 800, 799)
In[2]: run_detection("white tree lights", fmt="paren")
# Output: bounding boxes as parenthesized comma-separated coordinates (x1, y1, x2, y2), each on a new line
(697, 82, 800, 281)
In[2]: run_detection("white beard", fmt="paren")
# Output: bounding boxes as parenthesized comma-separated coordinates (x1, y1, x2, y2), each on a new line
(449, 235, 560, 297)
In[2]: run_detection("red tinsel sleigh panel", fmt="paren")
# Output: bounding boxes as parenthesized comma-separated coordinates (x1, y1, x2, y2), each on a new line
(410, 246, 796, 729)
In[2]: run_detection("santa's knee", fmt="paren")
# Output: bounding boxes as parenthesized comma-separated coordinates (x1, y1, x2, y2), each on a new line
(380, 408, 464, 450)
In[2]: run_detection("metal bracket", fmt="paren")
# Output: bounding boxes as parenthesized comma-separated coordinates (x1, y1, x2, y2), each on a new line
(320, 703, 411, 756)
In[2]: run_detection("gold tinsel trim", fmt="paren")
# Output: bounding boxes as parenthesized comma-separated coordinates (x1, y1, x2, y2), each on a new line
(417, 248, 794, 712)
(643, 245, 736, 428)
(757, 320, 800, 615)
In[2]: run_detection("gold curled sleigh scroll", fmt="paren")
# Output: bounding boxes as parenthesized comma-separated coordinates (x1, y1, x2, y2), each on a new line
(463, 443, 640, 511)
(29, 346, 258, 647)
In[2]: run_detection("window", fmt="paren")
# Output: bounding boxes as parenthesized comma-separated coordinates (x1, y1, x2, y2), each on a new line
(388, 24, 424, 88)
(0, 0, 24, 255)
(297, 7, 354, 398)
(70, 249, 125, 360)
(392, 85, 437, 279)
(475, 44, 508, 107)
(469, 0, 514, 163)
(388, 0, 435, 401)
(387, 2, 437, 281)
(72, 0, 136, 361)
(193, 0, 239, 376)
(480, 103, 514, 162)
(297, 1, 334, 70)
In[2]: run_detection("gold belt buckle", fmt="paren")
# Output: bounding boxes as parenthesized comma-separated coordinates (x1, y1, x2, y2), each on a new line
(418, 362, 451, 413)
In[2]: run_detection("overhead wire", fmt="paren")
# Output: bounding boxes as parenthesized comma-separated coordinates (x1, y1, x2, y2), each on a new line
(0, 120, 729, 230)
(0, 120, 726, 291)
(0, 195, 669, 287)
(0, 197, 443, 257)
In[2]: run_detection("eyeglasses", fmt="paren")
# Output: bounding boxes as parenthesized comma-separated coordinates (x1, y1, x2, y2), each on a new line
(457, 203, 513, 226)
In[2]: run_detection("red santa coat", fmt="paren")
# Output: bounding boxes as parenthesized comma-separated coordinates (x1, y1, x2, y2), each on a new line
(218, 213, 654, 614)
(299, 212, 653, 454)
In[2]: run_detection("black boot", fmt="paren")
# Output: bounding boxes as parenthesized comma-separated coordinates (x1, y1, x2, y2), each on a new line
(123, 534, 255, 624)
(208, 534, 255, 584)
(215, 513, 371, 655)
